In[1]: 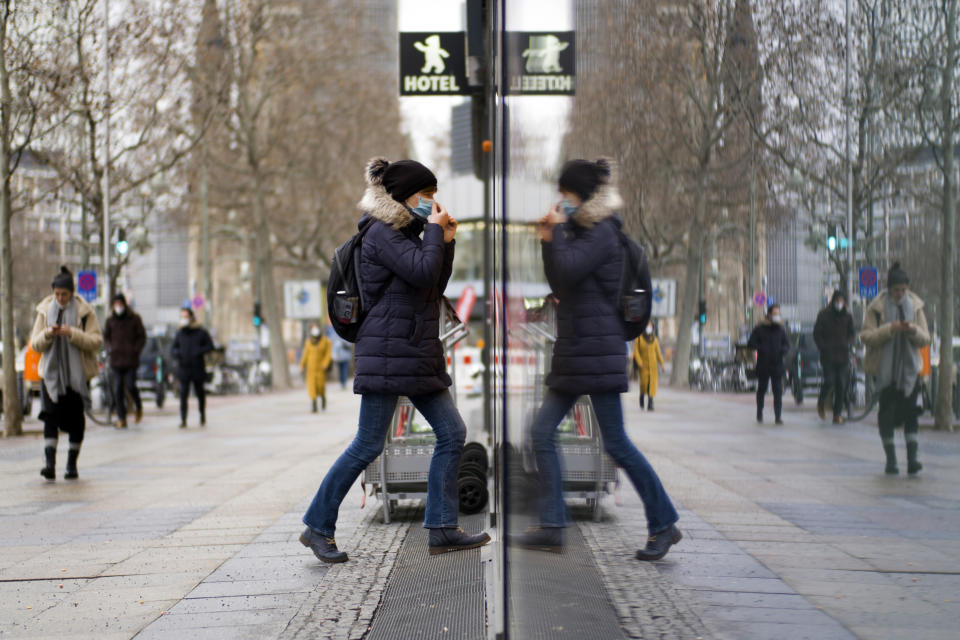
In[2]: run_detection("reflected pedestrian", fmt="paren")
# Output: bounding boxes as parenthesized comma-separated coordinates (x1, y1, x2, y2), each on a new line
(171, 307, 213, 428)
(103, 293, 146, 428)
(633, 325, 664, 411)
(300, 322, 332, 412)
(860, 263, 930, 475)
(513, 158, 681, 561)
(329, 328, 353, 390)
(748, 304, 790, 424)
(299, 158, 490, 563)
(813, 290, 855, 424)
(30, 267, 102, 481)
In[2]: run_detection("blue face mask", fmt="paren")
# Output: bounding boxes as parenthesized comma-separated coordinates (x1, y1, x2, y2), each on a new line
(561, 199, 578, 217)
(411, 197, 433, 219)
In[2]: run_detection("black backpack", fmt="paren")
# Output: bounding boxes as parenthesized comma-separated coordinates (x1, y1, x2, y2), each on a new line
(615, 229, 653, 340)
(327, 218, 375, 342)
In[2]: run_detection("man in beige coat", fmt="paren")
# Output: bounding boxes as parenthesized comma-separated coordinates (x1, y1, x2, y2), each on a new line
(859, 262, 930, 475)
(30, 267, 102, 480)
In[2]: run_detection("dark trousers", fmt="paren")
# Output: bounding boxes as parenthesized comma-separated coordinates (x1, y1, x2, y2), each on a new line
(40, 383, 85, 444)
(111, 366, 141, 421)
(878, 384, 920, 443)
(819, 361, 849, 418)
(178, 373, 206, 422)
(756, 370, 783, 420)
(336, 361, 349, 388)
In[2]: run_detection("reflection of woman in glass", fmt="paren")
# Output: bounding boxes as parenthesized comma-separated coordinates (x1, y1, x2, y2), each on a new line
(516, 159, 681, 560)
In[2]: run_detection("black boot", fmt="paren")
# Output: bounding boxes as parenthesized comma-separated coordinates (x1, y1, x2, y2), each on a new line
(636, 524, 683, 561)
(509, 526, 564, 553)
(299, 527, 347, 563)
(311, 398, 318, 413)
(648, 397, 654, 411)
(40, 447, 56, 481)
(756, 408, 763, 424)
(639, 394, 645, 409)
(64, 447, 80, 480)
(428, 527, 491, 555)
(884, 443, 899, 475)
(907, 442, 922, 475)
(321, 395, 326, 410)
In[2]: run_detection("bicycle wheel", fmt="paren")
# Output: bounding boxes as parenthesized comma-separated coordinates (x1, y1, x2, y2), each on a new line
(846, 375, 877, 422)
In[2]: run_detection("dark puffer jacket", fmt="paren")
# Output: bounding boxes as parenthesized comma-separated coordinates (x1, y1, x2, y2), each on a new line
(813, 291, 855, 365)
(103, 310, 146, 370)
(352, 170, 454, 396)
(747, 320, 790, 374)
(543, 183, 629, 395)
(171, 323, 214, 379)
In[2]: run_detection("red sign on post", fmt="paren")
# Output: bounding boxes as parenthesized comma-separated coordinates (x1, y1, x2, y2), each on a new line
(455, 285, 477, 322)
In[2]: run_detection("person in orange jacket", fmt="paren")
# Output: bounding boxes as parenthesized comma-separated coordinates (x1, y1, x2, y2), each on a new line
(300, 322, 332, 412)
(633, 325, 664, 411)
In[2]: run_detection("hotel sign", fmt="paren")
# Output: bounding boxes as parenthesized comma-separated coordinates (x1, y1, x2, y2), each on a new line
(505, 31, 576, 95)
(399, 32, 469, 96)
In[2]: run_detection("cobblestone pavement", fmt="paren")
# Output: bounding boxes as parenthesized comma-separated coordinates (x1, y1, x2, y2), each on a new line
(2, 381, 959, 639)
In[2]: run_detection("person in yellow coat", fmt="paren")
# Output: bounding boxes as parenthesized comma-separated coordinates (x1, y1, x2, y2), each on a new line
(301, 322, 333, 412)
(633, 325, 664, 411)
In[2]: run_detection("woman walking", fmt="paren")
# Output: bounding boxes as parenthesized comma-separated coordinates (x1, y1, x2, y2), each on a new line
(513, 158, 681, 561)
(860, 263, 930, 474)
(299, 158, 490, 563)
(300, 322, 332, 412)
(633, 325, 664, 411)
(30, 267, 102, 480)
(172, 307, 214, 428)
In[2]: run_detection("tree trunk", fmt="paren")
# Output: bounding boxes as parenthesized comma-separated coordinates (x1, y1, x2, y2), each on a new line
(670, 178, 707, 387)
(0, 4, 23, 437)
(252, 179, 291, 390)
(935, 0, 957, 432)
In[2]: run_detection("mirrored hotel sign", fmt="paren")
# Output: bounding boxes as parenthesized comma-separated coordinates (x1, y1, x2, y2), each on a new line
(505, 31, 576, 95)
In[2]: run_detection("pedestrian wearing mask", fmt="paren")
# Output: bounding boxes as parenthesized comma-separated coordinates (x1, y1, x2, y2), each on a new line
(633, 325, 664, 411)
(860, 263, 930, 475)
(813, 290, 855, 424)
(748, 304, 790, 424)
(171, 307, 213, 428)
(300, 322, 332, 412)
(299, 157, 490, 563)
(103, 293, 146, 428)
(30, 266, 102, 480)
(513, 158, 682, 561)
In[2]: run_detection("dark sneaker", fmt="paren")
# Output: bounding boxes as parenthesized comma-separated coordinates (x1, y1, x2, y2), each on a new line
(775, 418, 784, 425)
(907, 460, 923, 475)
(885, 461, 899, 475)
(299, 527, 348, 563)
(817, 398, 826, 420)
(40, 466, 55, 481)
(756, 410, 763, 424)
(509, 526, 564, 553)
(179, 421, 187, 429)
(428, 527, 491, 555)
(636, 524, 682, 561)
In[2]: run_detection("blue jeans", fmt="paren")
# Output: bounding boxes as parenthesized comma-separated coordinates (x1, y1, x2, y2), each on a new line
(303, 390, 466, 537)
(530, 390, 678, 534)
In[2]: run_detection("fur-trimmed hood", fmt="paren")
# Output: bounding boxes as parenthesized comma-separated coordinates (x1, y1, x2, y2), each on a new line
(572, 182, 624, 228)
(357, 157, 415, 230)
(569, 158, 624, 228)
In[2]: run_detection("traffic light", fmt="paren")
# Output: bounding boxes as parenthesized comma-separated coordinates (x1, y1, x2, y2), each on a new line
(826, 224, 837, 252)
(115, 228, 129, 255)
(698, 298, 707, 325)
(252, 301, 262, 327)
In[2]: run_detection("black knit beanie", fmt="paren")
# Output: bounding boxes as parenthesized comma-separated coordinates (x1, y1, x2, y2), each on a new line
(887, 262, 909, 287)
(557, 158, 611, 201)
(112, 293, 127, 306)
(51, 266, 74, 292)
(368, 158, 437, 203)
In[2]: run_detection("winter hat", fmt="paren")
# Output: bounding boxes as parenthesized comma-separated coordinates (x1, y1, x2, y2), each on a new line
(829, 289, 845, 305)
(51, 266, 74, 292)
(366, 157, 437, 204)
(557, 158, 612, 201)
(112, 293, 127, 306)
(887, 262, 909, 287)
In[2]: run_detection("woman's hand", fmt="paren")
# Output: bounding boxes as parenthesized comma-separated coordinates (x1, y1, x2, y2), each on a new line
(538, 203, 565, 242)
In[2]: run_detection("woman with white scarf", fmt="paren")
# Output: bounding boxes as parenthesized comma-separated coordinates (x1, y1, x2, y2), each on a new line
(29, 267, 102, 480)
(860, 262, 931, 475)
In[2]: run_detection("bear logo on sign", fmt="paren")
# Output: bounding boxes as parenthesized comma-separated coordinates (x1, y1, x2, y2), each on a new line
(414, 35, 449, 74)
(521, 34, 569, 73)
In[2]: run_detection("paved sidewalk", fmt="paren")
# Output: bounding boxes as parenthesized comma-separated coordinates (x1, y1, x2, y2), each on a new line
(2, 382, 959, 639)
